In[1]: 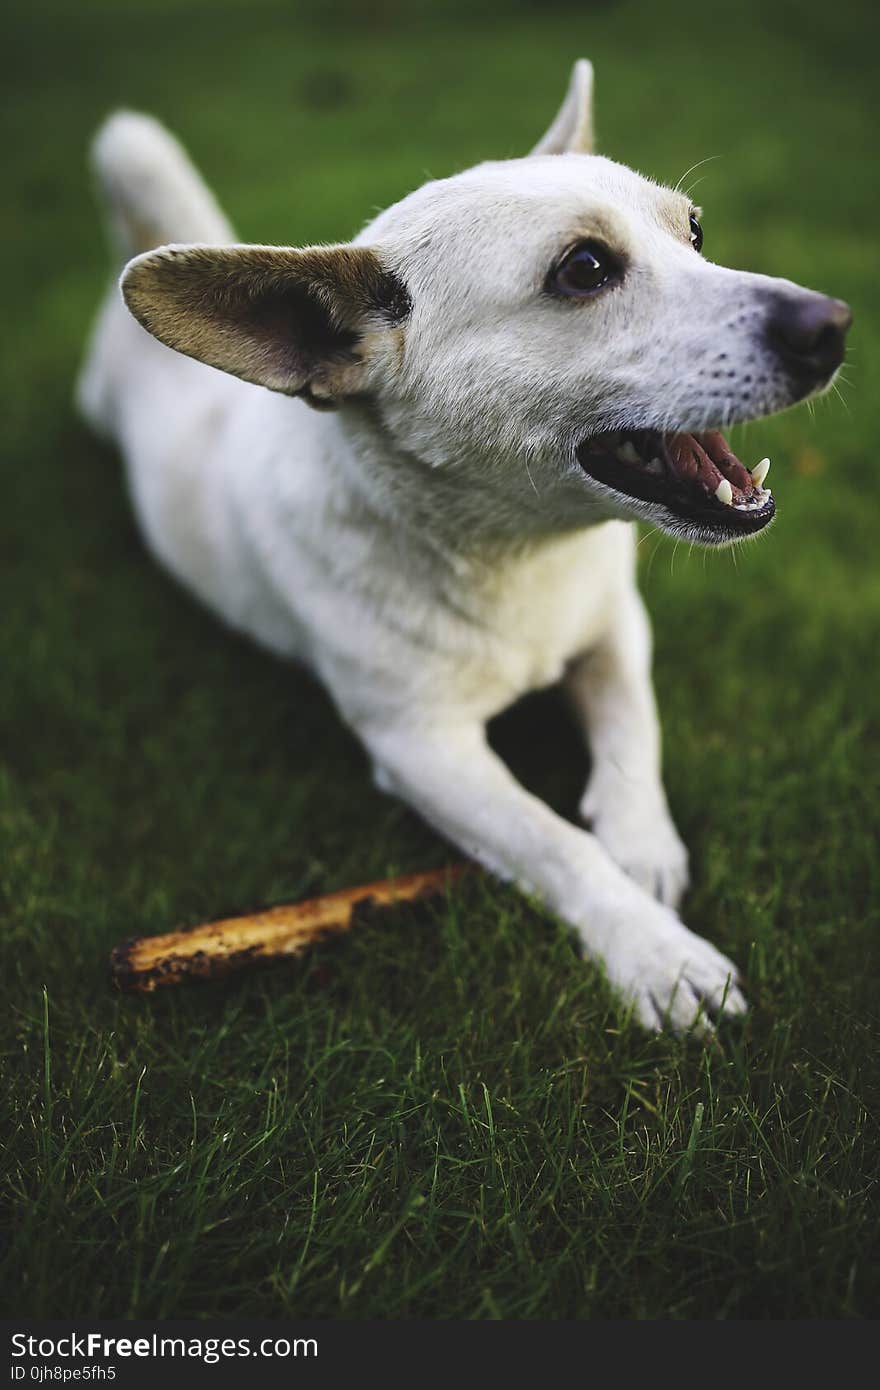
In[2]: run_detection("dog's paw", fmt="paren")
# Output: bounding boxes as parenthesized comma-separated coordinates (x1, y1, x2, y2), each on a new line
(579, 783, 690, 909)
(597, 897, 746, 1033)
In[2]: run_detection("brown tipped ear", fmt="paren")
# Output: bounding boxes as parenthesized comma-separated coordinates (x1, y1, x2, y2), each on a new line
(120, 242, 411, 404)
(531, 59, 595, 156)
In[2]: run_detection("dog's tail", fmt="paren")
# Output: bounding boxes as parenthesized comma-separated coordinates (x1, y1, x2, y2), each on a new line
(89, 110, 234, 259)
(77, 112, 233, 434)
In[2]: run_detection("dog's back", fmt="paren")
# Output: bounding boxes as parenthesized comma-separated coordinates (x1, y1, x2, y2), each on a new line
(77, 113, 303, 645)
(78, 112, 232, 432)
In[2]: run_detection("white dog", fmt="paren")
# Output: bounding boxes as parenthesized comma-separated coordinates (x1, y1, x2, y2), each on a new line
(78, 60, 850, 1030)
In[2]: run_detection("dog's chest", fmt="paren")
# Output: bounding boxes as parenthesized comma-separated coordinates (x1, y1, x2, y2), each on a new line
(457, 522, 634, 697)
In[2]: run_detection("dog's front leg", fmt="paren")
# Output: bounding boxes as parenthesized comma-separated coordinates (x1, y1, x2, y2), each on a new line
(565, 589, 690, 909)
(363, 717, 743, 1030)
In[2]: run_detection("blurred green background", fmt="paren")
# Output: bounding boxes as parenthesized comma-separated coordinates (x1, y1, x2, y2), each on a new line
(2, 0, 879, 1319)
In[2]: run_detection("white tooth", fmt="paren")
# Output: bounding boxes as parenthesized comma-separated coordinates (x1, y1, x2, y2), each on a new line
(751, 457, 771, 488)
(619, 440, 640, 464)
(715, 478, 734, 506)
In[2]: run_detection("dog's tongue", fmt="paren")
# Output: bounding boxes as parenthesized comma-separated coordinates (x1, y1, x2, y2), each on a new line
(668, 430, 756, 503)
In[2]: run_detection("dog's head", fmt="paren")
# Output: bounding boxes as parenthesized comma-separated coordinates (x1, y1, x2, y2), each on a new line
(122, 60, 851, 545)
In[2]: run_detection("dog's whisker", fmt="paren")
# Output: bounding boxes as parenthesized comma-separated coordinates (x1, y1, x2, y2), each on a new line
(673, 154, 720, 196)
(682, 173, 712, 199)
(670, 536, 681, 576)
(643, 533, 662, 584)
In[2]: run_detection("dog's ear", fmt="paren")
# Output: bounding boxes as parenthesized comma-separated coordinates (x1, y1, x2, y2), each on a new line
(531, 59, 595, 156)
(121, 242, 411, 405)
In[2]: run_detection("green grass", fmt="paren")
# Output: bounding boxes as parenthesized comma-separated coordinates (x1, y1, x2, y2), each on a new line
(2, 0, 880, 1319)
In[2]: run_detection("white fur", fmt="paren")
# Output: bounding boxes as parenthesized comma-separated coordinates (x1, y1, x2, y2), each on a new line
(78, 67, 838, 1030)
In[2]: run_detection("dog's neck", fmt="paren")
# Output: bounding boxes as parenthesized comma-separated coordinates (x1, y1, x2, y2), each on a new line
(319, 397, 622, 562)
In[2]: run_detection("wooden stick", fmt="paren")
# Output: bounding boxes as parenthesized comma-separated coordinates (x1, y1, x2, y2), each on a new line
(110, 863, 470, 993)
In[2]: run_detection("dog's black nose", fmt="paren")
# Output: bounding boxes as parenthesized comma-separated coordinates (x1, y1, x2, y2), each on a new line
(767, 293, 852, 380)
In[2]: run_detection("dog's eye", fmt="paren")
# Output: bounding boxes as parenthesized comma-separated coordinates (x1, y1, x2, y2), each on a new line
(550, 241, 618, 298)
(689, 213, 703, 253)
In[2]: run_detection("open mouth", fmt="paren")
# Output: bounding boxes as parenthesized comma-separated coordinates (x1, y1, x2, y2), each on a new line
(577, 428, 775, 539)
